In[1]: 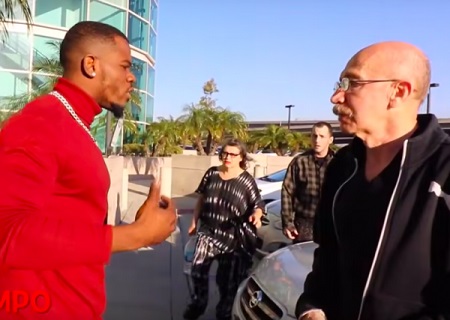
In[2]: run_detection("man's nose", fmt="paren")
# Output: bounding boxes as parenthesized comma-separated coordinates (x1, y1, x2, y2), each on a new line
(330, 89, 345, 104)
(128, 72, 136, 83)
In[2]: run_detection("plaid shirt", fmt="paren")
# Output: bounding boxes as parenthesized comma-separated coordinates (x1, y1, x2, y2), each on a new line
(281, 149, 334, 230)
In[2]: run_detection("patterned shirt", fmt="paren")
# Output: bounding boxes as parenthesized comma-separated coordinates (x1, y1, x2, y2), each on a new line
(281, 149, 334, 230)
(196, 166, 265, 252)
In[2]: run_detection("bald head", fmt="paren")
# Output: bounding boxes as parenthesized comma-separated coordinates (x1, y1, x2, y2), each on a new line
(346, 41, 431, 103)
(60, 21, 128, 73)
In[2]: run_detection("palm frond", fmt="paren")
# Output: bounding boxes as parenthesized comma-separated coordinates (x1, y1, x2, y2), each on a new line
(0, 0, 33, 41)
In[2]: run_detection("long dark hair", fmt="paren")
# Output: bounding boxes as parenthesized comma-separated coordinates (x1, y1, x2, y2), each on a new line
(219, 138, 252, 170)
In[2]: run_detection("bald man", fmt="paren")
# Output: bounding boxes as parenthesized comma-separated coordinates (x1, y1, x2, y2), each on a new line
(296, 41, 450, 320)
(0, 21, 176, 319)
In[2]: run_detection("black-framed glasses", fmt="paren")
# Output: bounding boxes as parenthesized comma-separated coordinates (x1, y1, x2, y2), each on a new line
(334, 77, 399, 91)
(221, 151, 240, 159)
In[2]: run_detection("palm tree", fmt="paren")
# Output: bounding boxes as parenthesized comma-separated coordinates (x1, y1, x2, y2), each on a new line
(141, 116, 182, 156)
(253, 125, 289, 156)
(198, 78, 218, 109)
(178, 103, 208, 155)
(0, 0, 33, 41)
(244, 131, 261, 153)
(286, 131, 311, 155)
(177, 79, 248, 155)
(204, 108, 248, 155)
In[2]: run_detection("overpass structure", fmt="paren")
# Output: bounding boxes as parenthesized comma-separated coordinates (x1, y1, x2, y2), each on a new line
(247, 117, 450, 145)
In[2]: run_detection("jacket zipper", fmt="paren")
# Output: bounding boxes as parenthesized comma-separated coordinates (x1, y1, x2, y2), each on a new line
(356, 140, 409, 320)
(331, 158, 358, 245)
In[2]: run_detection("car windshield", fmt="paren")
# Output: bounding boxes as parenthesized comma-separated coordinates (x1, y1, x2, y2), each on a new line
(253, 242, 318, 317)
(259, 169, 286, 182)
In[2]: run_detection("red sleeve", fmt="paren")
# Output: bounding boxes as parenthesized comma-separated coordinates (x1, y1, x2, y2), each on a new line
(0, 112, 112, 269)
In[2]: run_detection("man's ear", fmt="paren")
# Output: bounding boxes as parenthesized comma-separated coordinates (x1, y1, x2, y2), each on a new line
(391, 81, 412, 102)
(81, 54, 96, 78)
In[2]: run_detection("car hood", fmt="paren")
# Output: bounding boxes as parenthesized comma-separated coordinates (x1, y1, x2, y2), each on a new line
(256, 179, 275, 186)
(252, 242, 318, 317)
(256, 180, 282, 194)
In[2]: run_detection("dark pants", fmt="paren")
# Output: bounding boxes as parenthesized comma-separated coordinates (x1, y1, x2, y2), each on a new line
(189, 235, 251, 320)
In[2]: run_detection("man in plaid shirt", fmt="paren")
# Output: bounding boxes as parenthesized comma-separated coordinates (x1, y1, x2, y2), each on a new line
(281, 121, 335, 243)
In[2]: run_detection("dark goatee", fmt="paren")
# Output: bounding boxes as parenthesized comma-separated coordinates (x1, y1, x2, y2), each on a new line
(110, 104, 124, 119)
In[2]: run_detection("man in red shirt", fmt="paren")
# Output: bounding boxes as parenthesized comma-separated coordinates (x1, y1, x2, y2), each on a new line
(0, 21, 176, 319)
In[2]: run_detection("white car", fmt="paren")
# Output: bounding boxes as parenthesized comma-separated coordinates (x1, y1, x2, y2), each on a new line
(233, 241, 318, 320)
(256, 199, 290, 261)
(255, 149, 278, 156)
(256, 169, 286, 203)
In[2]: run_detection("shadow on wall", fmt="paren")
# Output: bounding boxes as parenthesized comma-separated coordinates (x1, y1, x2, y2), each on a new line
(115, 193, 122, 225)
(129, 157, 164, 176)
(105, 193, 123, 225)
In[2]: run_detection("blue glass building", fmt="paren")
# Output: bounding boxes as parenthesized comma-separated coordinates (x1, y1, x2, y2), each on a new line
(0, 0, 158, 152)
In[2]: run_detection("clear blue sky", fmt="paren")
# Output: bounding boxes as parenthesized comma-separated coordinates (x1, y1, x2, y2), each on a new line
(153, 1, 449, 122)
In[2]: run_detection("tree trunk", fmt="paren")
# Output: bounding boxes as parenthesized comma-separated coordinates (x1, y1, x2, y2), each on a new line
(205, 132, 213, 155)
(195, 137, 206, 155)
(275, 148, 284, 156)
(144, 142, 150, 157)
(210, 142, 219, 155)
(290, 146, 299, 156)
(151, 144, 157, 157)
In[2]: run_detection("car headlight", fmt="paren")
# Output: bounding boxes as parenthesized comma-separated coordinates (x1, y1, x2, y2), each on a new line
(251, 243, 315, 317)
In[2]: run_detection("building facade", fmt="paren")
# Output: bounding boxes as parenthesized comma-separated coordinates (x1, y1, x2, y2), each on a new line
(0, 0, 158, 152)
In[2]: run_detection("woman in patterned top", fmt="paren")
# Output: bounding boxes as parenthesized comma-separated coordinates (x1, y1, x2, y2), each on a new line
(183, 138, 265, 320)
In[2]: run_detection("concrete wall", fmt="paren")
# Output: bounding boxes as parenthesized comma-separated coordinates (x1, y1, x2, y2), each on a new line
(123, 156, 172, 177)
(248, 154, 293, 176)
(104, 155, 294, 222)
(265, 155, 293, 174)
(104, 156, 127, 226)
(171, 155, 220, 196)
(170, 154, 293, 196)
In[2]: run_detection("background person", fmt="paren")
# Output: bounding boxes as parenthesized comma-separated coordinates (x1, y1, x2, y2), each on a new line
(281, 122, 334, 243)
(184, 138, 265, 320)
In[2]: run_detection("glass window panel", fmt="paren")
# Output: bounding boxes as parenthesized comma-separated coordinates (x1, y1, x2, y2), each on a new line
(31, 74, 58, 94)
(0, 32, 30, 70)
(92, 109, 107, 154)
(145, 94, 154, 124)
(128, 15, 149, 51)
(150, 0, 158, 30)
(103, 0, 126, 7)
(149, 29, 157, 59)
(33, 35, 61, 69)
(0, 71, 29, 103)
(130, 103, 139, 120)
(35, 0, 85, 28)
(131, 58, 147, 92)
(138, 92, 146, 121)
(129, 0, 149, 21)
(130, 93, 144, 121)
(89, 1, 126, 32)
(147, 65, 155, 96)
(0, 0, 32, 21)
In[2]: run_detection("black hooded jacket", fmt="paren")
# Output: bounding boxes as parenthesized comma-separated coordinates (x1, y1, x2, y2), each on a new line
(296, 114, 450, 320)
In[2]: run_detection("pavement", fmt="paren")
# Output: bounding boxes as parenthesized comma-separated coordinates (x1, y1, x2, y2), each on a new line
(103, 177, 220, 320)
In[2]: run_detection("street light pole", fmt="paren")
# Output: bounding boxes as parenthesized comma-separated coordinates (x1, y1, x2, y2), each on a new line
(426, 83, 439, 114)
(105, 112, 113, 156)
(285, 105, 295, 130)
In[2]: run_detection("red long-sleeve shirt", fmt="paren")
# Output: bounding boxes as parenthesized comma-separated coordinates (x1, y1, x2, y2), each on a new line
(0, 78, 113, 319)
